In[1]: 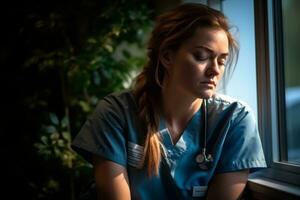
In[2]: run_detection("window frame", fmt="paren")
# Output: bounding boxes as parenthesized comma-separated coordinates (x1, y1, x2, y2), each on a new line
(252, 0, 300, 189)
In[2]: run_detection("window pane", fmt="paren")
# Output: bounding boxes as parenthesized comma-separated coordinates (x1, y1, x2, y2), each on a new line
(222, 0, 258, 119)
(282, 0, 300, 164)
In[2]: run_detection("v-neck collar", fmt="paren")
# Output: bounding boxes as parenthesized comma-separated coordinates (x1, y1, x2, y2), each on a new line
(159, 108, 202, 149)
(158, 109, 202, 175)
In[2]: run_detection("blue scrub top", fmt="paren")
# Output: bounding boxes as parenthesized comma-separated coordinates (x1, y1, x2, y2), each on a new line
(72, 90, 267, 199)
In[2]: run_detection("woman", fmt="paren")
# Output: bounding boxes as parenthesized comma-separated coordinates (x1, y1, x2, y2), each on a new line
(72, 3, 267, 200)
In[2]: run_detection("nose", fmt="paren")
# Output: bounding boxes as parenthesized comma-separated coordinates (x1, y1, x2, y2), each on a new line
(206, 58, 221, 78)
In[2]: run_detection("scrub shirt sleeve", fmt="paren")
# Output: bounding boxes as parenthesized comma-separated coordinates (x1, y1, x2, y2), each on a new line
(216, 105, 267, 173)
(71, 96, 127, 167)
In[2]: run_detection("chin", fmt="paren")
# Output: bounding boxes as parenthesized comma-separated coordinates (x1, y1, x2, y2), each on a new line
(197, 90, 215, 99)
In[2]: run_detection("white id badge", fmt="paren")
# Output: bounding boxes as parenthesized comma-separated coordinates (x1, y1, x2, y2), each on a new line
(192, 186, 208, 197)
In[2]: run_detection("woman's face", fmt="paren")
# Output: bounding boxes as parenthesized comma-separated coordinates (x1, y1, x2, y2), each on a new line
(163, 27, 229, 99)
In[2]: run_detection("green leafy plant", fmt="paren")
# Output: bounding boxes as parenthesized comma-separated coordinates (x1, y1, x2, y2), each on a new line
(35, 113, 85, 169)
(34, 113, 88, 199)
(24, 1, 154, 199)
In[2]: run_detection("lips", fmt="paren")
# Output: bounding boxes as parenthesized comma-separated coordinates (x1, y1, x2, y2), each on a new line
(201, 80, 216, 87)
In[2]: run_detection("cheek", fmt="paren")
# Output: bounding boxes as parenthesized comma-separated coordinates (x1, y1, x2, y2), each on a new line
(180, 64, 206, 86)
(172, 55, 206, 82)
(216, 68, 226, 82)
(182, 56, 206, 73)
(219, 67, 226, 77)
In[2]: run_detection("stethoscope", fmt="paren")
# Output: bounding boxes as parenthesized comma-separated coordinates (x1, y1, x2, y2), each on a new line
(195, 99, 214, 170)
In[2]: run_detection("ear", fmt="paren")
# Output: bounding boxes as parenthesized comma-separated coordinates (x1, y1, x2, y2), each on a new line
(159, 49, 174, 69)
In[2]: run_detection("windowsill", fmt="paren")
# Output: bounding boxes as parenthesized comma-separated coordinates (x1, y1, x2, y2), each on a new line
(246, 175, 300, 199)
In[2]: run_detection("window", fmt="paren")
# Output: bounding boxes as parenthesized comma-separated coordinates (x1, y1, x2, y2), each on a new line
(265, 0, 300, 177)
(247, 0, 300, 198)
(281, 0, 300, 165)
(264, 0, 300, 169)
(221, 0, 258, 119)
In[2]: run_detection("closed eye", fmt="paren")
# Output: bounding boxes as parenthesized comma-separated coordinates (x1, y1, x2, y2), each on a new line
(193, 46, 229, 65)
(219, 53, 229, 65)
(193, 50, 210, 61)
(218, 58, 227, 66)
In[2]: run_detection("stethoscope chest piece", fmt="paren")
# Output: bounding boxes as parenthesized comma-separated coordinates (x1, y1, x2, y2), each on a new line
(195, 153, 205, 163)
(195, 152, 213, 170)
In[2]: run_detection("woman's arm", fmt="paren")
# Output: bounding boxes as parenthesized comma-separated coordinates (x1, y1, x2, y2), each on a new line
(206, 170, 249, 200)
(92, 155, 131, 200)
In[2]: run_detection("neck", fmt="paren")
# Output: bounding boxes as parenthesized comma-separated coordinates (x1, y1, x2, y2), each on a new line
(161, 83, 202, 144)
(161, 83, 202, 129)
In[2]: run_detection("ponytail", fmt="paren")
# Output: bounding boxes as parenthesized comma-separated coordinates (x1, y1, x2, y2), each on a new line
(134, 69, 162, 176)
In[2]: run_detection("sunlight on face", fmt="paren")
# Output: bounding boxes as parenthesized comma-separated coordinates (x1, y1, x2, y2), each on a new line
(165, 27, 229, 99)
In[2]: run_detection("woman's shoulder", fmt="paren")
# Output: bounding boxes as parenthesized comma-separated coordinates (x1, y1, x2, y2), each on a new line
(93, 89, 137, 117)
(208, 93, 253, 119)
(102, 89, 135, 104)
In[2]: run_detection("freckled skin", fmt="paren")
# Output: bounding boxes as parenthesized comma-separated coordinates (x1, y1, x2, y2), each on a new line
(165, 28, 229, 99)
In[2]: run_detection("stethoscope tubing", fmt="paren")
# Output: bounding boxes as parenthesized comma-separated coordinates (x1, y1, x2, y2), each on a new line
(196, 99, 213, 170)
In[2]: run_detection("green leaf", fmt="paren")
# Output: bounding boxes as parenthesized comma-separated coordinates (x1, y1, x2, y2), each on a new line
(49, 113, 59, 125)
(41, 136, 48, 145)
(44, 125, 56, 134)
(57, 139, 65, 147)
(104, 44, 113, 53)
(54, 147, 61, 157)
(112, 26, 121, 37)
(90, 96, 99, 105)
(87, 37, 97, 44)
(61, 117, 69, 129)
(62, 131, 71, 142)
(50, 132, 60, 140)
(93, 71, 101, 85)
(90, 56, 101, 66)
(79, 101, 91, 113)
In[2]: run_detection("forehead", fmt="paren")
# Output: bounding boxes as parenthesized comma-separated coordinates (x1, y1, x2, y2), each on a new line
(182, 27, 229, 54)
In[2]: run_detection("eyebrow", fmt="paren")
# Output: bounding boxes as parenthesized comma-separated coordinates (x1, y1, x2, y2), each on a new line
(195, 46, 229, 57)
